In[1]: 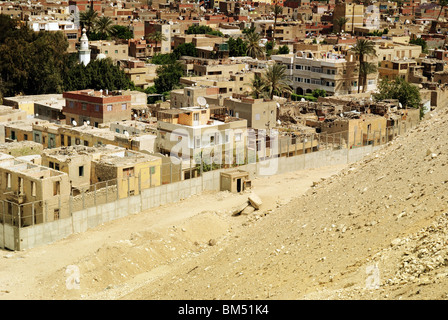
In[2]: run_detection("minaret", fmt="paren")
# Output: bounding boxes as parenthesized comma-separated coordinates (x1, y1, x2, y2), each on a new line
(78, 28, 91, 66)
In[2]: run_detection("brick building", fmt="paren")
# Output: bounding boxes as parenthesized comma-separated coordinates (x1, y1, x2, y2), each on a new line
(62, 89, 132, 127)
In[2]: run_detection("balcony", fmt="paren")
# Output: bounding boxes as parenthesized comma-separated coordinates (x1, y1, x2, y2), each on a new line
(4, 191, 26, 204)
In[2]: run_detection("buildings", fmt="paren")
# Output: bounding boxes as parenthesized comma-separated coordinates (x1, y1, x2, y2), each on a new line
(156, 106, 248, 165)
(272, 47, 377, 96)
(62, 89, 132, 127)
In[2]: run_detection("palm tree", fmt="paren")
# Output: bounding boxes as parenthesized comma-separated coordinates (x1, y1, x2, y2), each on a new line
(333, 16, 349, 34)
(272, 5, 283, 43)
(357, 62, 377, 93)
(245, 31, 265, 59)
(246, 73, 267, 99)
(261, 63, 292, 99)
(351, 39, 376, 93)
(79, 7, 98, 35)
(146, 31, 168, 55)
(430, 0, 448, 33)
(94, 16, 114, 38)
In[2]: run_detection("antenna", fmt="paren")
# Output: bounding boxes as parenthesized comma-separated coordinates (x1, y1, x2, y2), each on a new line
(197, 96, 206, 107)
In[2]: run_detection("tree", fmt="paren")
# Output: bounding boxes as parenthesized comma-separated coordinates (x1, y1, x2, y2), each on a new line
(373, 77, 421, 111)
(359, 62, 377, 93)
(111, 25, 133, 40)
(172, 42, 198, 59)
(0, 21, 70, 97)
(277, 45, 290, 54)
(246, 73, 267, 99)
(64, 57, 134, 92)
(185, 25, 223, 37)
(94, 16, 114, 38)
(410, 37, 428, 53)
(272, 5, 283, 43)
(79, 7, 98, 35)
(245, 31, 264, 59)
(151, 53, 177, 65)
(333, 16, 349, 34)
(154, 61, 184, 93)
(228, 37, 247, 57)
(351, 39, 376, 93)
(312, 89, 326, 98)
(146, 31, 167, 55)
(261, 63, 292, 99)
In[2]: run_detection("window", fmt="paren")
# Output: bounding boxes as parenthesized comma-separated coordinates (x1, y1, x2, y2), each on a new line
(121, 103, 127, 110)
(24, 134, 28, 141)
(123, 167, 134, 177)
(49, 161, 54, 169)
(53, 181, 60, 196)
(107, 105, 112, 111)
(105, 50, 108, 54)
(31, 181, 36, 197)
(84, 141, 89, 146)
(69, 101, 74, 108)
(115, 50, 118, 54)
(82, 103, 87, 110)
(55, 163, 59, 171)
(255, 113, 260, 121)
(79, 165, 84, 177)
(54, 209, 59, 220)
(116, 128, 120, 133)
(61, 134, 65, 146)
(235, 133, 242, 142)
(95, 105, 100, 112)
(150, 166, 155, 174)
(75, 138, 80, 145)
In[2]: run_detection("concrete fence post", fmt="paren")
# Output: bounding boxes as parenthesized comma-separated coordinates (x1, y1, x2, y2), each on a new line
(94, 183, 97, 206)
(105, 180, 108, 203)
(32, 202, 35, 226)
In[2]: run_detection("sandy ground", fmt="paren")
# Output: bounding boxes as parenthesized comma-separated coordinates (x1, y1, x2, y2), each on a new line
(0, 163, 347, 300)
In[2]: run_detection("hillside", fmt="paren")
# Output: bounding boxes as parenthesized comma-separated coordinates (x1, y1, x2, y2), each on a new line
(121, 105, 448, 300)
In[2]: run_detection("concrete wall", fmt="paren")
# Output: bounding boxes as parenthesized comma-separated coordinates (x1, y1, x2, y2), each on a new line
(2, 144, 381, 251)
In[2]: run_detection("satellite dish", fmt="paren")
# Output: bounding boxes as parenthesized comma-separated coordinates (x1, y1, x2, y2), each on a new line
(124, 131, 129, 137)
(72, 120, 77, 126)
(277, 120, 281, 125)
(205, 104, 209, 109)
(301, 98, 306, 102)
(276, 102, 280, 108)
(86, 120, 90, 125)
(197, 96, 206, 106)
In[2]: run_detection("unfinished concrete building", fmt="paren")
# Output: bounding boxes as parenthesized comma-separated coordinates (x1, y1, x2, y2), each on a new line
(0, 158, 70, 227)
(91, 149, 162, 199)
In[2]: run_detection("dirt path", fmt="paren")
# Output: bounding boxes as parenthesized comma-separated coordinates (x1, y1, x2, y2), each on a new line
(0, 164, 347, 300)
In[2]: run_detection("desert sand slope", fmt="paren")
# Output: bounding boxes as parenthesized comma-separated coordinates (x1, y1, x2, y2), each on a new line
(121, 106, 448, 300)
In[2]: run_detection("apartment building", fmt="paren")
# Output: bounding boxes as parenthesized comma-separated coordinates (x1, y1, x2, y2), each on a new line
(223, 97, 278, 130)
(273, 49, 377, 96)
(91, 149, 162, 198)
(332, 2, 364, 34)
(89, 41, 129, 62)
(156, 106, 248, 163)
(62, 89, 132, 127)
(0, 157, 70, 227)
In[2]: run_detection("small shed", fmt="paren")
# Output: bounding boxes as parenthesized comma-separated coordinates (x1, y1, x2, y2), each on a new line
(220, 170, 251, 193)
